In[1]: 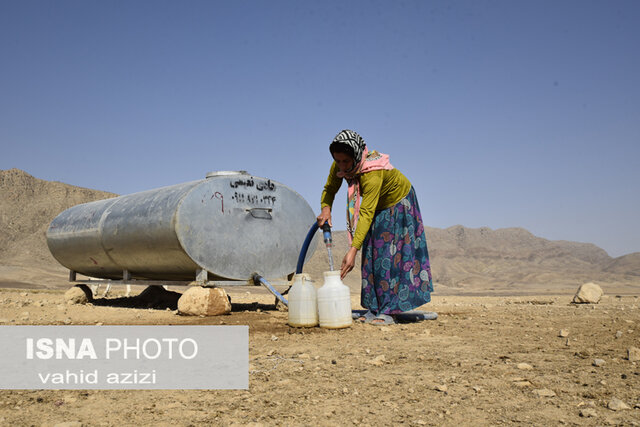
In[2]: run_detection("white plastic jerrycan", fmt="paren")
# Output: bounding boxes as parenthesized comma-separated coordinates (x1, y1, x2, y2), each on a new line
(317, 271, 352, 329)
(287, 273, 318, 327)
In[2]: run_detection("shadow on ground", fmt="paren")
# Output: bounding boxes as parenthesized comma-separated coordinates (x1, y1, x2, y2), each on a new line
(83, 285, 280, 312)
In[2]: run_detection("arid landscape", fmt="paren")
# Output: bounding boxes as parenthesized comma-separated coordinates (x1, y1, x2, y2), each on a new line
(1, 168, 639, 426)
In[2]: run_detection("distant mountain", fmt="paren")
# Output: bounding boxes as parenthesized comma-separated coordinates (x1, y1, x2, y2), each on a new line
(306, 227, 639, 294)
(1, 168, 638, 293)
(604, 253, 640, 276)
(0, 168, 116, 270)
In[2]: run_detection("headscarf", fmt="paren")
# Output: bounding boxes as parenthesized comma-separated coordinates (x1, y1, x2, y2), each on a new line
(330, 130, 394, 243)
(331, 129, 366, 168)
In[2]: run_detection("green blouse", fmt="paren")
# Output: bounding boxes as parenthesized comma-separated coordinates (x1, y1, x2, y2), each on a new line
(320, 161, 412, 250)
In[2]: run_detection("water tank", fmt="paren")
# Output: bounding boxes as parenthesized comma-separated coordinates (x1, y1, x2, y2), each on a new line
(46, 171, 318, 281)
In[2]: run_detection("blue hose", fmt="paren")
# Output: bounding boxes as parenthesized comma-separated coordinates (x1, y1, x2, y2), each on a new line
(252, 273, 288, 306)
(296, 222, 319, 274)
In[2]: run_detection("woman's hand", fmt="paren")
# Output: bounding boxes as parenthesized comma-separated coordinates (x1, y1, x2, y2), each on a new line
(340, 247, 358, 279)
(316, 206, 332, 227)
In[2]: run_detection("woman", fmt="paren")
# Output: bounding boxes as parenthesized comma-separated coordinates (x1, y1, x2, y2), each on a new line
(317, 129, 433, 325)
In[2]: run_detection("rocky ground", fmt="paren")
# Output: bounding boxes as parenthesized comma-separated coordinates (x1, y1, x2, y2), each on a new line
(0, 286, 639, 426)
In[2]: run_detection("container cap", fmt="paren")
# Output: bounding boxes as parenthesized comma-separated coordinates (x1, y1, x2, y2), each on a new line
(206, 171, 248, 178)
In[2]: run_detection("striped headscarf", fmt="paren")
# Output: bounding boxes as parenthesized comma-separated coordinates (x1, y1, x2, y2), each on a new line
(331, 129, 366, 168)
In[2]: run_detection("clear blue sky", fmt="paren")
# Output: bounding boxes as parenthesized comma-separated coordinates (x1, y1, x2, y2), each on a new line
(1, 0, 639, 257)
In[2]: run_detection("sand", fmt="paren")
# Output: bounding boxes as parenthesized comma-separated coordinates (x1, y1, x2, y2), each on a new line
(0, 287, 639, 426)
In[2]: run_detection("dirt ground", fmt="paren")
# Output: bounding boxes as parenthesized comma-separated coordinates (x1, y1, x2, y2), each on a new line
(0, 286, 639, 426)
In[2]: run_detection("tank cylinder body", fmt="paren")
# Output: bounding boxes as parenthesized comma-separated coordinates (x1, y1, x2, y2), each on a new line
(46, 172, 317, 281)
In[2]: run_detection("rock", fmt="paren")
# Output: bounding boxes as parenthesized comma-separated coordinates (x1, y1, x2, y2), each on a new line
(572, 282, 603, 304)
(558, 329, 569, 337)
(513, 381, 531, 388)
(533, 388, 556, 397)
(615, 331, 623, 339)
(270, 335, 278, 341)
(627, 347, 640, 362)
(607, 398, 630, 411)
(593, 359, 605, 367)
(177, 286, 231, 316)
(64, 285, 93, 304)
(517, 363, 533, 371)
(367, 355, 386, 367)
(298, 353, 311, 359)
(579, 408, 597, 418)
(435, 384, 448, 392)
(53, 422, 84, 427)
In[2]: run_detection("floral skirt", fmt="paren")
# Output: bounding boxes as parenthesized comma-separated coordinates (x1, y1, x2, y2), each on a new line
(361, 187, 433, 314)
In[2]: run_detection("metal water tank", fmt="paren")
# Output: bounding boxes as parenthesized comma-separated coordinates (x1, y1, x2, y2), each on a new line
(46, 171, 318, 281)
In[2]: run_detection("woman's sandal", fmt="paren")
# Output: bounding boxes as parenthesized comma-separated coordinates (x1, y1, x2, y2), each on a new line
(370, 314, 396, 326)
(357, 310, 377, 323)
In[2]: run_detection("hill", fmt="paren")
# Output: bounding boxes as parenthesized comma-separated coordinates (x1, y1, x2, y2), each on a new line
(0, 168, 117, 287)
(1, 168, 639, 294)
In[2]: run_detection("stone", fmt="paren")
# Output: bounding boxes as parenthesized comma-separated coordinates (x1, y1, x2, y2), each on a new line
(177, 286, 231, 316)
(435, 384, 448, 392)
(607, 398, 630, 411)
(627, 347, 640, 362)
(615, 331, 623, 339)
(513, 381, 531, 388)
(53, 422, 84, 427)
(533, 389, 556, 397)
(517, 363, 533, 371)
(572, 282, 603, 304)
(579, 408, 597, 418)
(367, 355, 386, 366)
(64, 285, 93, 305)
(558, 329, 569, 337)
(593, 359, 605, 367)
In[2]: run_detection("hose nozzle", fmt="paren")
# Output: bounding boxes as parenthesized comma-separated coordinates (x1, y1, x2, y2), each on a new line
(321, 222, 335, 271)
(321, 222, 332, 247)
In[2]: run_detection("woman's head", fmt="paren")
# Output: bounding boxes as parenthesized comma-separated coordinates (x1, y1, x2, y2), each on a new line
(329, 130, 366, 172)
